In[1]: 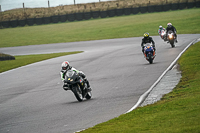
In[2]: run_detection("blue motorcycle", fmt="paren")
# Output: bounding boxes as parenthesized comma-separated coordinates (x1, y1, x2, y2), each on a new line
(143, 43, 156, 64)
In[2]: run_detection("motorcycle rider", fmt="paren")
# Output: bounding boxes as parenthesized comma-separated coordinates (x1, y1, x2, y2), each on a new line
(166, 23, 178, 43)
(60, 61, 91, 91)
(158, 25, 166, 35)
(141, 32, 156, 54)
(158, 25, 166, 41)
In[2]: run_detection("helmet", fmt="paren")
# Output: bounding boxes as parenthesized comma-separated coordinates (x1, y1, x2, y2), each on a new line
(144, 32, 149, 38)
(61, 61, 71, 72)
(159, 25, 163, 29)
(167, 23, 172, 27)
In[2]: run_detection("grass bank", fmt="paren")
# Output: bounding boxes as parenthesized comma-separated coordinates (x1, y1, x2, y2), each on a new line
(0, 51, 82, 73)
(0, 8, 200, 48)
(0, 0, 190, 21)
(80, 42, 200, 133)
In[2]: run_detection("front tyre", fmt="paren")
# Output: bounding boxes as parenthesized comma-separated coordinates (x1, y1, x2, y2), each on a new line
(170, 40, 175, 48)
(148, 54, 153, 64)
(73, 85, 83, 102)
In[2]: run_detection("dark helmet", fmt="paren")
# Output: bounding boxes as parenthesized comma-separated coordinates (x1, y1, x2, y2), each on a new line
(144, 32, 149, 39)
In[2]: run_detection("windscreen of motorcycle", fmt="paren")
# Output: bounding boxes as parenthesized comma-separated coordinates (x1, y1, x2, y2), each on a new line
(66, 70, 75, 77)
(145, 43, 152, 48)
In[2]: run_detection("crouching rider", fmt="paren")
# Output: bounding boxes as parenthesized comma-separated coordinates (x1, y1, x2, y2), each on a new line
(60, 61, 91, 91)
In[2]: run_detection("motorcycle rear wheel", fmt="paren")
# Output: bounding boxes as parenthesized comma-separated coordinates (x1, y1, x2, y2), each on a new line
(86, 91, 92, 99)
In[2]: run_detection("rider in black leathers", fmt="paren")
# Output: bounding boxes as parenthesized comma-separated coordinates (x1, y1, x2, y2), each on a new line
(166, 23, 178, 43)
(141, 33, 156, 54)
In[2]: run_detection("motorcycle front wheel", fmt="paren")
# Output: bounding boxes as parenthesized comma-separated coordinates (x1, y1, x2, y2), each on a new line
(170, 40, 175, 48)
(148, 54, 153, 64)
(73, 85, 83, 102)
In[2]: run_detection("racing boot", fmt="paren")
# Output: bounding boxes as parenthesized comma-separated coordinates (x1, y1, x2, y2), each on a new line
(175, 38, 178, 43)
(87, 87, 92, 92)
(175, 34, 178, 43)
(85, 79, 92, 92)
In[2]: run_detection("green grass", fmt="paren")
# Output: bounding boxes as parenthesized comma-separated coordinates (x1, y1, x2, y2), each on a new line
(0, 8, 200, 48)
(0, 51, 82, 73)
(80, 42, 200, 133)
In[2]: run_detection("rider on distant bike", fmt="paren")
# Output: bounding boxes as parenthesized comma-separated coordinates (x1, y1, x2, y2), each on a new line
(141, 32, 156, 54)
(166, 23, 178, 43)
(158, 25, 167, 41)
(158, 25, 165, 35)
(60, 61, 91, 91)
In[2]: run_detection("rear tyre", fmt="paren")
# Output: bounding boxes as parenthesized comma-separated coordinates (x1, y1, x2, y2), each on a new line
(86, 91, 92, 100)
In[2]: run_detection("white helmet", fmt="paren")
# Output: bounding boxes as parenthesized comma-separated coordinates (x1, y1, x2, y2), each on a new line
(167, 23, 172, 27)
(61, 61, 71, 72)
(159, 25, 162, 29)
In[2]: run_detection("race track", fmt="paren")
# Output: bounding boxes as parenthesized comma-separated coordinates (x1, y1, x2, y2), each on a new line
(0, 34, 200, 133)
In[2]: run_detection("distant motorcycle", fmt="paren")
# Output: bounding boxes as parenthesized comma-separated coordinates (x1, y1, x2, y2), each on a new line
(167, 30, 175, 48)
(160, 29, 167, 41)
(64, 70, 92, 102)
(143, 43, 156, 64)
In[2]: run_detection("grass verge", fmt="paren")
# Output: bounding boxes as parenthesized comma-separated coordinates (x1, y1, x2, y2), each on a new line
(0, 8, 200, 48)
(0, 51, 82, 73)
(80, 42, 200, 133)
(0, 0, 186, 21)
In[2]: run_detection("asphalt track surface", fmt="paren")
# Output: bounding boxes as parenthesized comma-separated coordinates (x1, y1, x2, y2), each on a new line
(0, 34, 200, 133)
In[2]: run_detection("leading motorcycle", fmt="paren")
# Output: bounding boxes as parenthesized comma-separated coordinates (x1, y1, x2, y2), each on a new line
(64, 70, 92, 102)
(167, 30, 175, 48)
(143, 43, 156, 64)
